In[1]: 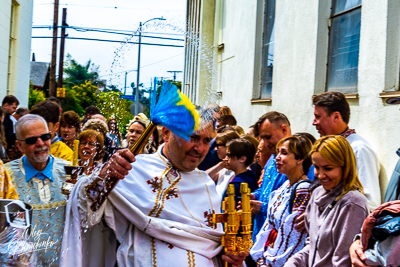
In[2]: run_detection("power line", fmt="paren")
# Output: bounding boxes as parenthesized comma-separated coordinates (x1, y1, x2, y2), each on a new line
(35, 2, 185, 11)
(141, 53, 184, 68)
(138, 74, 182, 86)
(33, 25, 185, 36)
(167, 70, 182, 82)
(32, 25, 185, 41)
(31, 36, 184, 47)
(99, 53, 184, 77)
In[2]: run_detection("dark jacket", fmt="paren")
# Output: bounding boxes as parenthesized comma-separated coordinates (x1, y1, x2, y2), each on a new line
(224, 169, 258, 204)
(3, 114, 15, 149)
(197, 139, 221, 171)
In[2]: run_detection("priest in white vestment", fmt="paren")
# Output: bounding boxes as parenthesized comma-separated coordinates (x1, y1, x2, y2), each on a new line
(60, 119, 248, 267)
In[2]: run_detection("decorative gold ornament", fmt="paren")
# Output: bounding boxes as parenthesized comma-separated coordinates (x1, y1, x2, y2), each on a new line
(207, 183, 253, 267)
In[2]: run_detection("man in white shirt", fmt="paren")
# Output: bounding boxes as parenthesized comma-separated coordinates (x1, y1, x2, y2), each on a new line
(312, 91, 381, 211)
(10, 107, 29, 133)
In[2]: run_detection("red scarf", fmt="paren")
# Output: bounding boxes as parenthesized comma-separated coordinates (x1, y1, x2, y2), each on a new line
(341, 128, 356, 138)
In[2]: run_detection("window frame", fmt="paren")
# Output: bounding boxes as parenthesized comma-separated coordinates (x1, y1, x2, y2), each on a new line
(258, 0, 276, 100)
(325, 0, 362, 93)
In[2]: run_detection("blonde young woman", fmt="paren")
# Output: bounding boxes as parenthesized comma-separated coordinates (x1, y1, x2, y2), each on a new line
(285, 135, 369, 267)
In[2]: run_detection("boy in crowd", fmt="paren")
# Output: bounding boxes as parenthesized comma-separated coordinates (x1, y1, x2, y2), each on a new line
(224, 138, 258, 203)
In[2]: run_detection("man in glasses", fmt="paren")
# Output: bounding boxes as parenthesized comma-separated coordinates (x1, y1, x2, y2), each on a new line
(4, 114, 70, 266)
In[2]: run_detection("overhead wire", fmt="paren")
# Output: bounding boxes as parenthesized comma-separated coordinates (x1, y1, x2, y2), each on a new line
(99, 53, 184, 78)
(34, 2, 185, 11)
(32, 25, 185, 40)
(31, 36, 184, 47)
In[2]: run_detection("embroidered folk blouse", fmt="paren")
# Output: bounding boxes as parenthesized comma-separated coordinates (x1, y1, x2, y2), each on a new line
(250, 180, 311, 267)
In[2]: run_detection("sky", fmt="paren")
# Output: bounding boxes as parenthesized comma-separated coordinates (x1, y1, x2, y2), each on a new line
(31, 0, 186, 95)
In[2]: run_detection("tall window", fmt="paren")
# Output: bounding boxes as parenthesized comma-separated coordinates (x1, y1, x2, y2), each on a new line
(327, 0, 361, 93)
(260, 0, 275, 98)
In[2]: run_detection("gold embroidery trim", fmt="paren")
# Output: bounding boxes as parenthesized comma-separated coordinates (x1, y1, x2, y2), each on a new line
(31, 200, 67, 210)
(191, 251, 195, 267)
(187, 250, 192, 267)
(148, 168, 167, 217)
(151, 237, 157, 267)
(154, 172, 182, 218)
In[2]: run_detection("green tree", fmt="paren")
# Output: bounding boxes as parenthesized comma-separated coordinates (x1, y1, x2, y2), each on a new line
(28, 84, 46, 109)
(72, 80, 101, 110)
(62, 87, 85, 116)
(98, 91, 133, 135)
(103, 84, 121, 93)
(63, 54, 104, 87)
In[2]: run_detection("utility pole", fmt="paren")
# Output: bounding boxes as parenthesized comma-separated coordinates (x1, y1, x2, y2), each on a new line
(134, 22, 142, 115)
(58, 8, 67, 89)
(124, 72, 127, 95)
(167, 71, 182, 82)
(49, 0, 59, 97)
(135, 17, 165, 115)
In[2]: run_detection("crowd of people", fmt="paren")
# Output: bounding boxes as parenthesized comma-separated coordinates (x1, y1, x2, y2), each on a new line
(0, 91, 397, 267)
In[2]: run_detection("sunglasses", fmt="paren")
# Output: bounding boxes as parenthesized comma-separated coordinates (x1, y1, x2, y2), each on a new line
(19, 133, 52, 145)
(215, 143, 225, 148)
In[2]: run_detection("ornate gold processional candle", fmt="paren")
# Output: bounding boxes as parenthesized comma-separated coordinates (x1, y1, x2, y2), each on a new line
(72, 140, 79, 166)
(207, 183, 253, 267)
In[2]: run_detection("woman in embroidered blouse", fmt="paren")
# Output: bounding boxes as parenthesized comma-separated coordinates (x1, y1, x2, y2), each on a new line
(284, 135, 369, 267)
(78, 130, 105, 175)
(250, 135, 313, 267)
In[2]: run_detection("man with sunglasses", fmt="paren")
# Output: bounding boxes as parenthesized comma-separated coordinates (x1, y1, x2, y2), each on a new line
(4, 114, 70, 266)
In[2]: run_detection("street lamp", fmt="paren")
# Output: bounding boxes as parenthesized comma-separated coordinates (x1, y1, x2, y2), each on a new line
(124, 69, 137, 95)
(135, 17, 166, 115)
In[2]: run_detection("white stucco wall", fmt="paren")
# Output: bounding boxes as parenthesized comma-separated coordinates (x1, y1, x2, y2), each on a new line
(0, 0, 11, 95)
(0, 0, 33, 107)
(189, 0, 400, 199)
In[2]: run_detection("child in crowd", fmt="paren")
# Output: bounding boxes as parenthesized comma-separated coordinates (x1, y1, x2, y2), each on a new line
(224, 138, 258, 203)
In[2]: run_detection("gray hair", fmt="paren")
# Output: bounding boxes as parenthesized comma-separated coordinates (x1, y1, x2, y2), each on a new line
(15, 114, 48, 140)
(196, 106, 215, 131)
